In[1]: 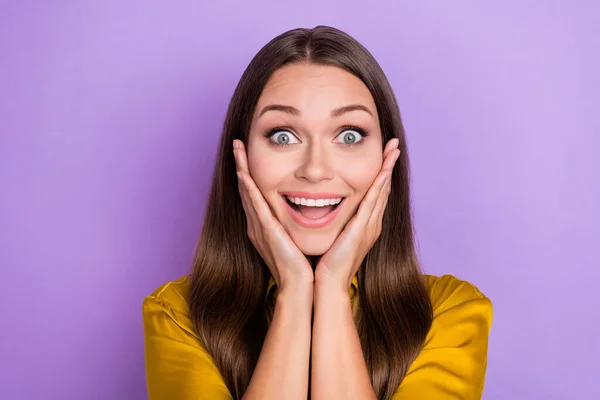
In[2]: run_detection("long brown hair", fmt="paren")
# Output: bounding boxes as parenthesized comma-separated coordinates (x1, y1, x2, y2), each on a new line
(188, 25, 433, 400)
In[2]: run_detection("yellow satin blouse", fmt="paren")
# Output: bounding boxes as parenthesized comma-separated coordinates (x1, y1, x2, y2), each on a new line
(142, 274, 492, 399)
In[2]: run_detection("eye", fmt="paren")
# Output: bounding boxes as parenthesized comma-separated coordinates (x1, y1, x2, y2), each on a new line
(334, 126, 368, 145)
(265, 128, 300, 146)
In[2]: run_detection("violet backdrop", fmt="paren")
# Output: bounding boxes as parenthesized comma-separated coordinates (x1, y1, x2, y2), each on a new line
(1, 1, 598, 399)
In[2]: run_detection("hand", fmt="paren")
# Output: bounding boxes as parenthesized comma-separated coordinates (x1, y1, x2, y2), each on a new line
(233, 139, 314, 291)
(314, 138, 401, 291)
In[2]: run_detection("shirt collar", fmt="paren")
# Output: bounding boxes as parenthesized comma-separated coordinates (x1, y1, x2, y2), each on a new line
(265, 273, 359, 300)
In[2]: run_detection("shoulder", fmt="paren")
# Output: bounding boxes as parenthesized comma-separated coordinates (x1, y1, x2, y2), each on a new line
(423, 273, 492, 316)
(142, 276, 232, 397)
(144, 275, 190, 313)
(396, 276, 493, 397)
(142, 275, 196, 336)
(425, 275, 493, 349)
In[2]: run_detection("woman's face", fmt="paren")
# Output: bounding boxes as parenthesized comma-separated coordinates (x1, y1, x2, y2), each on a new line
(247, 63, 383, 256)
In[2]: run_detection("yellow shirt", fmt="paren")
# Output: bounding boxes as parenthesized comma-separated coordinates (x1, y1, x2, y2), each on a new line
(142, 274, 492, 399)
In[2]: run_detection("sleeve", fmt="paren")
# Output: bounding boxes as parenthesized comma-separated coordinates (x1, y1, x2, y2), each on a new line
(392, 282, 493, 400)
(142, 295, 233, 400)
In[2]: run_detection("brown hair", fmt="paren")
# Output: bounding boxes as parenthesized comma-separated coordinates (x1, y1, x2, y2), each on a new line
(188, 25, 433, 400)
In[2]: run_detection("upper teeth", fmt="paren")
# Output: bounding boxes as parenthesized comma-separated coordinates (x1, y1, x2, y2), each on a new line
(286, 196, 343, 207)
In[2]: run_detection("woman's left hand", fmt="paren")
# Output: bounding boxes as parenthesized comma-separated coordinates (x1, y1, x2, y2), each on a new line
(314, 138, 400, 292)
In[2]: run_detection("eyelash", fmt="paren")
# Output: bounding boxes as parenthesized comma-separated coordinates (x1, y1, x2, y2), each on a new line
(263, 125, 370, 147)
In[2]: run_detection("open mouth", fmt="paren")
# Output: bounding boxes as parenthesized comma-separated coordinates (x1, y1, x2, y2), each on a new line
(282, 195, 345, 220)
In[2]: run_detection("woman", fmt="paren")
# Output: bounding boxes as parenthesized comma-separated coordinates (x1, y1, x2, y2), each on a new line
(142, 25, 492, 400)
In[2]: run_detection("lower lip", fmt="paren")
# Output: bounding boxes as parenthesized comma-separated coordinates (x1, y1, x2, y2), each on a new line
(282, 197, 345, 229)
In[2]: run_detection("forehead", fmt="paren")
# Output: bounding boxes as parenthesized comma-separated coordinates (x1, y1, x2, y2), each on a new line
(254, 63, 377, 120)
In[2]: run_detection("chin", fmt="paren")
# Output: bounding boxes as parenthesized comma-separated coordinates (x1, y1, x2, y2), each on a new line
(289, 231, 336, 256)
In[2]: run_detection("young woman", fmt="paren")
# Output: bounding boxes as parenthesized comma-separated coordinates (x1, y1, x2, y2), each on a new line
(142, 25, 492, 400)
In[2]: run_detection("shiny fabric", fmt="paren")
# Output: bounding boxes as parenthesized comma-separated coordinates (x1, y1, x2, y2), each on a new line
(143, 274, 492, 399)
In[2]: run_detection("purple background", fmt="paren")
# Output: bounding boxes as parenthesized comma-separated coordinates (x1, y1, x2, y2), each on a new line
(1, 1, 598, 399)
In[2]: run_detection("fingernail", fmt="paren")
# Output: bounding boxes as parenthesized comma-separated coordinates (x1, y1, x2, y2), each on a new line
(393, 138, 400, 148)
(233, 140, 240, 149)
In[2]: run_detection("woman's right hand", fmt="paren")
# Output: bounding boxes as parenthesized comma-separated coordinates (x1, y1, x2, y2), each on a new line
(233, 139, 314, 292)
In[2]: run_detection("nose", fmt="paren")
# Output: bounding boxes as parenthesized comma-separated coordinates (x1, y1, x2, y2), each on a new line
(294, 141, 334, 183)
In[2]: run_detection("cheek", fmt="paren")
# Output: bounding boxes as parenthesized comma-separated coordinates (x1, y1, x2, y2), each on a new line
(247, 149, 291, 198)
(342, 153, 382, 197)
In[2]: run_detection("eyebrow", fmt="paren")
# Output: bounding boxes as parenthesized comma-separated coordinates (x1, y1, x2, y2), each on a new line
(258, 104, 374, 118)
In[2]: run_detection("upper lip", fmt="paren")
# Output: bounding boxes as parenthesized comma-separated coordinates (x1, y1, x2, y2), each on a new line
(280, 191, 347, 199)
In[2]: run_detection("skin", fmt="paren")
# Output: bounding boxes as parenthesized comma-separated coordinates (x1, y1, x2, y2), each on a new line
(246, 62, 385, 258)
(234, 62, 400, 399)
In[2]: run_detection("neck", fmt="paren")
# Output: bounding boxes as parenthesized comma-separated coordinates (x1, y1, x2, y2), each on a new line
(306, 255, 322, 270)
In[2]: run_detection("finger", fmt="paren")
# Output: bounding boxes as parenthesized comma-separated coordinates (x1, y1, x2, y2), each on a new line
(354, 173, 389, 226)
(237, 170, 276, 229)
(238, 177, 253, 220)
(233, 140, 242, 172)
(237, 170, 262, 239)
(381, 147, 400, 175)
(238, 183, 258, 242)
(370, 149, 399, 226)
(234, 142, 276, 243)
(369, 171, 392, 231)
(233, 141, 255, 219)
(239, 190, 258, 238)
(234, 149, 241, 173)
(383, 138, 399, 160)
(355, 149, 399, 223)
(233, 140, 250, 174)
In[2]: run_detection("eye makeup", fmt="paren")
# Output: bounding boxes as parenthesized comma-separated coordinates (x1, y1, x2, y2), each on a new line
(263, 125, 370, 147)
